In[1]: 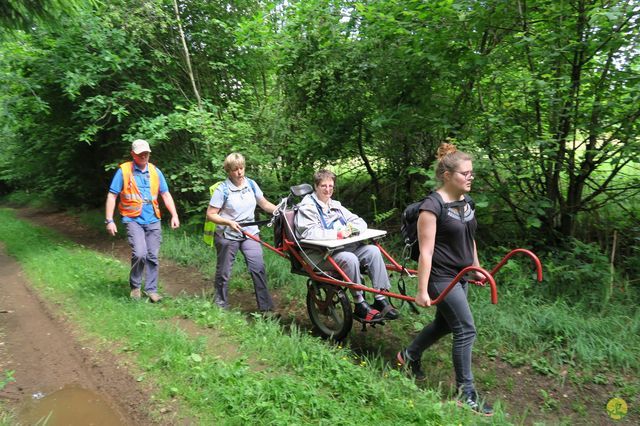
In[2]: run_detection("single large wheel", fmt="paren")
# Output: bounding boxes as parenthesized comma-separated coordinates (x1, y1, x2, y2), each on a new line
(306, 280, 353, 340)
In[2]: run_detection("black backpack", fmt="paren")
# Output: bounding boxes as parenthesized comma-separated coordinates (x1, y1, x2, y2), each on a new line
(401, 191, 475, 261)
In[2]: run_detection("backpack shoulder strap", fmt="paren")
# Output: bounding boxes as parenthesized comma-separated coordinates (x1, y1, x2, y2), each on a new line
(427, 191, 448, 223)
(246, 177, 257, 195)
(463, 193, 475, 209)
(222, 181, 229, 203)
(429, 191, 475, 222)
(209, 181, 230, 205)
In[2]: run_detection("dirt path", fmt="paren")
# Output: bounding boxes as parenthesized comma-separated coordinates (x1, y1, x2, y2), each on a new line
(0, 245, 155, 425)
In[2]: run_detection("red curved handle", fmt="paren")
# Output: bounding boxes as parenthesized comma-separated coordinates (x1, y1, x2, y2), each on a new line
(430, 266, 497, 305)
(485, 248, 543, 282)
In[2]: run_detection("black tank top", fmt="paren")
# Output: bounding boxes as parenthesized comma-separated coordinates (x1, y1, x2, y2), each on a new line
(419, 195, 477, 280)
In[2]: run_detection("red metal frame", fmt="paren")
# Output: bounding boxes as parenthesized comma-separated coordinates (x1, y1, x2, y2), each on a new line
(489, 248, 543, 282)
(243, 232, 288, 258)
(243, 226, 544, 307)
(283, 234, 498, 304)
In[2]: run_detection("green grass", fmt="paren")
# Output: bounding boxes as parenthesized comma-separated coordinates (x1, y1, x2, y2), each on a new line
(156, 210, 640, 414)
(0, 371, 16, 425)
(0, 406, 15, 426)
(0, 208, 495, 425)
(0, 191, 52, 209)
(159, 220, 639, 422)
(467, 256, 640, 375)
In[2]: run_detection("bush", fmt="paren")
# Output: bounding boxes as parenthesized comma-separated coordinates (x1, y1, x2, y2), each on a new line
(540, 239, 612, 308)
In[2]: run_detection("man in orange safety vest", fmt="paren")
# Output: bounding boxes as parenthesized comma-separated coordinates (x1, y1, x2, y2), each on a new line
(105, 139, 180, 303)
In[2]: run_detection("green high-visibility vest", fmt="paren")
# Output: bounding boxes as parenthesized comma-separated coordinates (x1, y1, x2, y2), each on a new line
(203, 181, 225, 247)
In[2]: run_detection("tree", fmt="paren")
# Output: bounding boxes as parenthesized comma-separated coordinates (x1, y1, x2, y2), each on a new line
(470, 0, 640, 241)
(0, 0, 90, 30)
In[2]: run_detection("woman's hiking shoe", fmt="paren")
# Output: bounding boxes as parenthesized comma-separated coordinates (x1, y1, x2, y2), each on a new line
(353, 301, 383, 323)
(456, 391, 494, 416)
(372, 298, 400, 320)
(396, 349, 426, 381)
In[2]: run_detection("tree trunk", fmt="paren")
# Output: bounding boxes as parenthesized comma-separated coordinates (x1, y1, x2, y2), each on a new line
(357, 120, 380, 195)
(172, 0, 202, 109)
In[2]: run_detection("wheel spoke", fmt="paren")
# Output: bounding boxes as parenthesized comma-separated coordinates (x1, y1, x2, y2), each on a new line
(306, 281, 353, 340)
(328, 306, 342, 324)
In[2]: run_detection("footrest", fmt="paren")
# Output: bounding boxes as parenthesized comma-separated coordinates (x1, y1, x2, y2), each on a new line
(353, 316, 385, 325)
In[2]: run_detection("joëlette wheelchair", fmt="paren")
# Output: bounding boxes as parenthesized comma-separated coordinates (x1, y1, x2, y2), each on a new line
(240, 184, 543, 340)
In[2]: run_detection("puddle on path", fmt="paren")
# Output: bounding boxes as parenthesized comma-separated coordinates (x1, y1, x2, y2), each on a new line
(18, 385, 125, 426)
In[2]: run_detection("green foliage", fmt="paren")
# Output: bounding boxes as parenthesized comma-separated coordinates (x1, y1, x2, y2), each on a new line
(541, 239, 615, 308)
(0, 0, 91, 30)
(160, 230, 217, 277)
(538, 389, 559, 412)
(0, 190, 52, 209)
(471, 245, 640, 372)
(0, 0, 280, 211)
(373, 207, 397, 225)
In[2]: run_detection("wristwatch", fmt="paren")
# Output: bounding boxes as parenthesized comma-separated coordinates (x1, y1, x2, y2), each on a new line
(105, 219, 114, 225)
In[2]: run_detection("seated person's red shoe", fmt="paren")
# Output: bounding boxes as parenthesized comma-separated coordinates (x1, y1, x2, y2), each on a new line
(353, 301, 383, 323)
(372, 297, 400, 320)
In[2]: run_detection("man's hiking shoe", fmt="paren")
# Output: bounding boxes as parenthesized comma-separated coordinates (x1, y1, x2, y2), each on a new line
(396, 349, 426, 381)
(372, 298, 400, 320)
(353, 301, 383, 323)
(130, 288, 141, 300)
(456, 391, 494, 416)
(260, 310, 282, 320)
(147, 292, 162, 303)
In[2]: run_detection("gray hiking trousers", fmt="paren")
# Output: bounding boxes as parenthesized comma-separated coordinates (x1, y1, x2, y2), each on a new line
(317, 244, 391, 296)
(126, 221, 162, 294)
(214, 234, 274, 311)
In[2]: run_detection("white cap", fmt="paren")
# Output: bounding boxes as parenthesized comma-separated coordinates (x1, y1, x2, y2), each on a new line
(131, 139, 151, 154)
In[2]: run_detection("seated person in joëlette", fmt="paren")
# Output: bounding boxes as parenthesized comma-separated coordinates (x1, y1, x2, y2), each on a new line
(294, 169, 399, 322)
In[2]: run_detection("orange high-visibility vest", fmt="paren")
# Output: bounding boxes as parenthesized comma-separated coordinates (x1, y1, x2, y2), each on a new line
(118, 161, 161, 218)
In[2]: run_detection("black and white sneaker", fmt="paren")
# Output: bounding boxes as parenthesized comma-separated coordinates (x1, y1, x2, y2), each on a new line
(456, 391, 494, 416)
(396, 349, 426, 381)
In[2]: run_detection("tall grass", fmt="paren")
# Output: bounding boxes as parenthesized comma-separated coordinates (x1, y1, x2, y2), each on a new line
(469, 257, 640, 373)
(0, 209, 492, 425)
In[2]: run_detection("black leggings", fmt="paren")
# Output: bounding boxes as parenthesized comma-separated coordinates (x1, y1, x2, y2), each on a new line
(406, 280, 477, 393)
